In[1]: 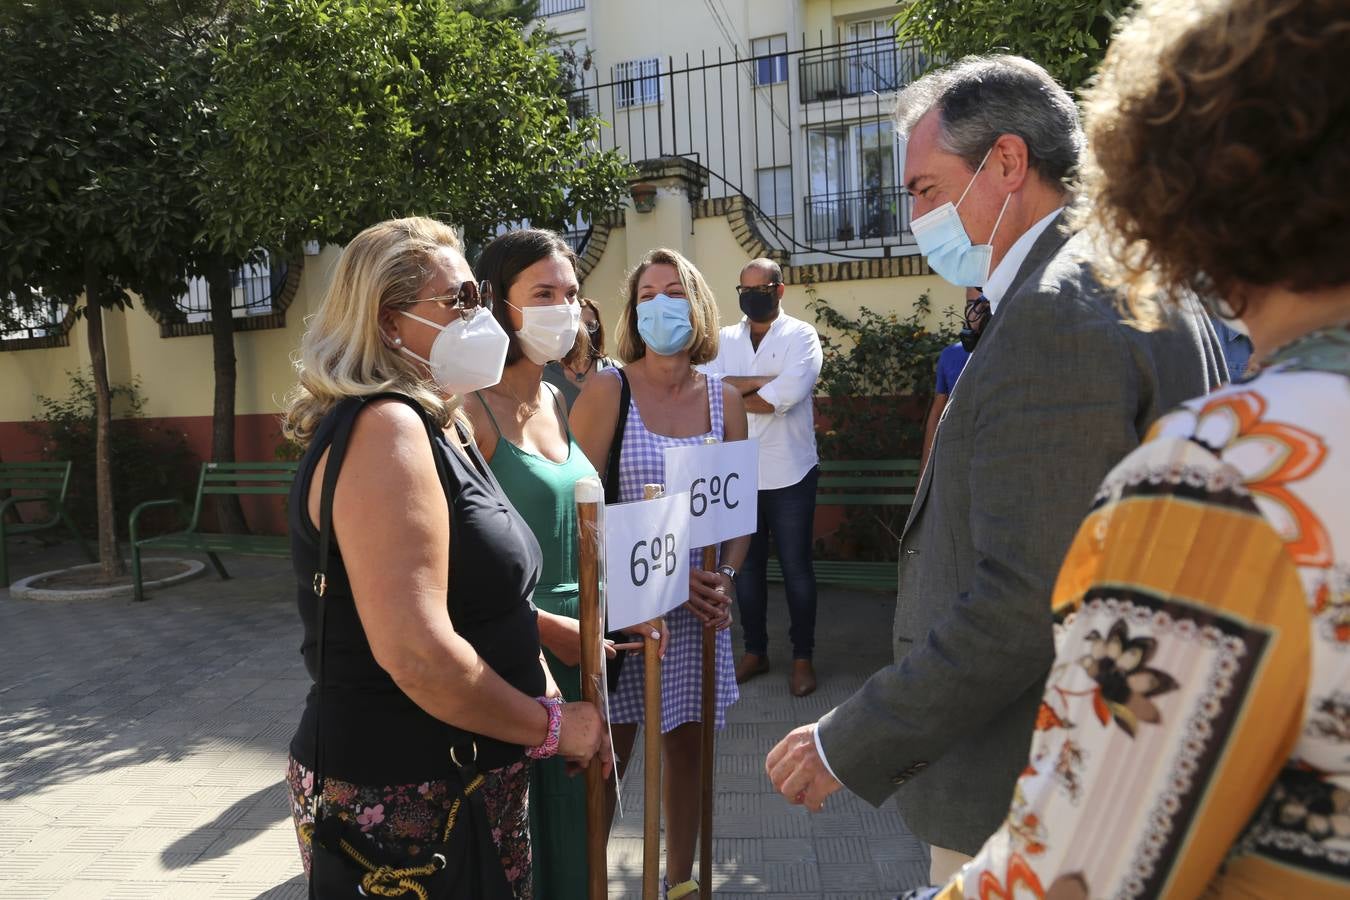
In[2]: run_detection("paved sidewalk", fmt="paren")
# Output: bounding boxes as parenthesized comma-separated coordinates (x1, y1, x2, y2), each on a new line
(1, 538, 927, 898)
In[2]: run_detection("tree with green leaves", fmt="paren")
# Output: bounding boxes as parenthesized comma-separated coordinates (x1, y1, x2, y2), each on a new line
(202, 0, 631, 253)
(894, 0, 1127, 93)
(0, 2, 205, 577)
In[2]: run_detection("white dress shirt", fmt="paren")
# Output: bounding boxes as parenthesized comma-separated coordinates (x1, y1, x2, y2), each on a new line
(702, 311, 823, 490)
(982, 207, 1064, 314)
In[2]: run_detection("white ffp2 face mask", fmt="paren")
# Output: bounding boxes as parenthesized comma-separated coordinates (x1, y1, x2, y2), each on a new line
(399, 307, 509, 395)
(508, 300, 581, 365)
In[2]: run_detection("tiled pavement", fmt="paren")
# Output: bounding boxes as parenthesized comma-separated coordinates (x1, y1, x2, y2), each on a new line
(1, 537, 928, 898)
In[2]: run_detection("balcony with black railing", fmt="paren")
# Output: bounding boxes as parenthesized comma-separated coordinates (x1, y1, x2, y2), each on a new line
(799, 38, 926, 104)
(538, 0, 584, 16)
(803, 185, 913, 247)
(561, 33, 926, 259)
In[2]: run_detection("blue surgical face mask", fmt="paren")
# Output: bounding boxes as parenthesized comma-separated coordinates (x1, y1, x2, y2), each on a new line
(910, 145, 1012, 288)
(636, 293, 694, 356)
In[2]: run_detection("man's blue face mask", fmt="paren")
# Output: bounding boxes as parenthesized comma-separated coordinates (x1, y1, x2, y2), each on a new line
(909, 145, 1012, 288)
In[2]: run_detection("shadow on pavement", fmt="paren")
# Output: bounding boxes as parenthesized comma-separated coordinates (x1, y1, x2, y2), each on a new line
(163, 782, 291, 866)
(0, 538, 306, 803)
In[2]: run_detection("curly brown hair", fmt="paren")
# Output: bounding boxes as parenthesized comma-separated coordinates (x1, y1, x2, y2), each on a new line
(1075, 0, 1350, 323)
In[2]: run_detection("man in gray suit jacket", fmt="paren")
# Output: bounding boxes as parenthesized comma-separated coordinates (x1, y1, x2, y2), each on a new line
(766, 55, 1225, 884)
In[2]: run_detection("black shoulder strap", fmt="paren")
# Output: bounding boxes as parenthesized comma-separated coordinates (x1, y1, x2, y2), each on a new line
(310, 396, 364, 810)
(604, 369, 630, 504)
(309, 393, 457, 808)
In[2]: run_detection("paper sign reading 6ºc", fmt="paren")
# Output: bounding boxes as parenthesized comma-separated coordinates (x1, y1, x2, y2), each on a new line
(663, 439, 759, 548)
(602, 492, 691, 631)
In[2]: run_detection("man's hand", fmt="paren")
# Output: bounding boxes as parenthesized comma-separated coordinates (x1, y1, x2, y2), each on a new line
(742, 393, 775, 415)
(722, 374, 773, 396)
(766, 723, 842, 812)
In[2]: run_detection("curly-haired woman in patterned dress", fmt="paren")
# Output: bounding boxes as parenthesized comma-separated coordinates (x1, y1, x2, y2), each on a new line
(571, 248, 751, 899)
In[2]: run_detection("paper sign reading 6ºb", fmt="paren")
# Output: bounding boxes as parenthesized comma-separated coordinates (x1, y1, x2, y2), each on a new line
(602, 491, 691, 631)
(663, 439, 759, 548)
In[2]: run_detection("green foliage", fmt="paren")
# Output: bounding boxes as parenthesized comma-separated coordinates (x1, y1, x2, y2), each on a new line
(274, 436, 305, 462)
(25, 372, 196, 538)
(894, 0, 1127, 93)
(204, 0, 633, 251)
(808, 286, 960, 561)
(0, 2, 205, 312)
(809, 286, 960, 461)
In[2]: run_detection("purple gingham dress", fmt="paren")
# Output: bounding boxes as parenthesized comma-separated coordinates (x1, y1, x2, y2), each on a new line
(608, 369, 739, 732)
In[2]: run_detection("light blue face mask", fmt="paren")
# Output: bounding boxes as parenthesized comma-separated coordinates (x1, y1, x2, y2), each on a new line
(910, 145, 1012, 288)
(636, 293, 694, 356)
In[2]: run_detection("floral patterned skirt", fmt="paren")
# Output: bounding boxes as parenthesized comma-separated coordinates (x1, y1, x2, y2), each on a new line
(286, 754, 533, 899)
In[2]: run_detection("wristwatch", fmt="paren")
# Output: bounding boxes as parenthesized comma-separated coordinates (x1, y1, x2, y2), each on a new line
(716, 564, 737, 580)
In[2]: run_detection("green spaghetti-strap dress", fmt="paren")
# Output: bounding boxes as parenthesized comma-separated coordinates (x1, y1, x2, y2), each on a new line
(477, 386, 596, 900)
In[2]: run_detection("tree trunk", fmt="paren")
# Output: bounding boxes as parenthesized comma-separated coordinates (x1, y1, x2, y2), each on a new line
(206, 257, 249, 535)
(83, 265, 125, 578)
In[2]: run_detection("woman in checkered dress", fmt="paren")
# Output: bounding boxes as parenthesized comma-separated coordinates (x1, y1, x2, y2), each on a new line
(572, 247, 750, 899)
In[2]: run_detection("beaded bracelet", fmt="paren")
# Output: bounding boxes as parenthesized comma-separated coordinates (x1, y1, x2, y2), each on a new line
(525, 696, 564, 760)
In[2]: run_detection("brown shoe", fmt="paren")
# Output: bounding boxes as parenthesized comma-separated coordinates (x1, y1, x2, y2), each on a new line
(789, 659, 817, 697)
(735, 653, 769, 684)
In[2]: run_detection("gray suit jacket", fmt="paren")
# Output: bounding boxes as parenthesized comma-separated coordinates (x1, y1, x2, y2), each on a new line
(816, 215, 1225, 854)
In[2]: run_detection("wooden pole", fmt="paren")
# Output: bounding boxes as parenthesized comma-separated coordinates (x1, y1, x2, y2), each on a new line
(699, 429, 719, 900)
(699, 544, 717, 900)
(641, 483, 664, 900)
(575, 476, 607, 900)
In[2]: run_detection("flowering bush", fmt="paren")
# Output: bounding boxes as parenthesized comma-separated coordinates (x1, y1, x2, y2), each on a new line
(808, 285, 960, 461)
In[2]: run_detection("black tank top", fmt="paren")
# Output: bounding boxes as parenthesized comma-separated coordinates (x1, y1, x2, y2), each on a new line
(288, 395, 545, 783)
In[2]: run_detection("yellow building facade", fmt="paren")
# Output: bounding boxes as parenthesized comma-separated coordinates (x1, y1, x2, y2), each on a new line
(2, 0, 956, 526)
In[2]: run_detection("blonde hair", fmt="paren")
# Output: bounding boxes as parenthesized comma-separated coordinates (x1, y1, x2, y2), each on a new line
(616, 248, 720, 365)
(282, 216, 470, 447)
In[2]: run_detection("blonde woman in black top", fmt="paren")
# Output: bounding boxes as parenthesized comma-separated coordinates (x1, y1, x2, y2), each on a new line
(282, 217, 610, 897)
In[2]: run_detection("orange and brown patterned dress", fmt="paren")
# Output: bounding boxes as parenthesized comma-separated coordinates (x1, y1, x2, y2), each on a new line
(932, 326, 1350, 899)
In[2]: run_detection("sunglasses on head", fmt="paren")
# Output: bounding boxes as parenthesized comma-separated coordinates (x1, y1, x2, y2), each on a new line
(734, 282, 781, 296)
(420, 279, 494, 312)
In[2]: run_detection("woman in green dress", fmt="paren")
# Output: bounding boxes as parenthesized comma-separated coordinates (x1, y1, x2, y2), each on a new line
(466, 228, 602, 900)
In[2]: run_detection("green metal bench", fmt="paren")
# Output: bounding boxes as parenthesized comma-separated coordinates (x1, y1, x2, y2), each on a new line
(0, 460, 94, 586)
(129, 461, 298, 602)
(765, 458, 920, 593)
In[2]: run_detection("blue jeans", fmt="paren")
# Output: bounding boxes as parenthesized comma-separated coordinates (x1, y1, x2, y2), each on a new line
(735, 465, 818, 660)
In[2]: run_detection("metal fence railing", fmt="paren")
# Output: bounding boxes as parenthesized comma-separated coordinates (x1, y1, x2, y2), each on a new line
(798, 38, 927, 104)
(0, 294, 68, 343)
(538, 0, 584, 16)
(804, 185, 914, 246)
(176, 251, 289, 323)
(565, 32, 928, 259)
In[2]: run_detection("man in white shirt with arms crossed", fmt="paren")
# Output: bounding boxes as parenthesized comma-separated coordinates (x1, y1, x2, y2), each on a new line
(705, 258, 824, 697)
